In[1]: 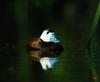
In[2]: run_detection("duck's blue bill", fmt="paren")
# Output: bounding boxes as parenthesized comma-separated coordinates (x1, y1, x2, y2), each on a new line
(50, 33, 60, 43)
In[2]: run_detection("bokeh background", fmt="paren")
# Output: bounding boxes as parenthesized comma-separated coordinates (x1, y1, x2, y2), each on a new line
(0, 0, 100, 82)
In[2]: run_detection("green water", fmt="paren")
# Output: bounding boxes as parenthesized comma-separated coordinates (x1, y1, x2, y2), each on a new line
(0, 0, 100, 82)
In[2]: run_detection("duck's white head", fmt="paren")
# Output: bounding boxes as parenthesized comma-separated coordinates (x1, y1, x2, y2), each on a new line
(40, 29, 60, 43)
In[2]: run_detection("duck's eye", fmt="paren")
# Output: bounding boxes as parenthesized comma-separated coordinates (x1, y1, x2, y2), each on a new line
(47, 31, 50, 34)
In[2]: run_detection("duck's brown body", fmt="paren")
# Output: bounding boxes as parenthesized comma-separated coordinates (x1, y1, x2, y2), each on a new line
(26, 38, 63, 61)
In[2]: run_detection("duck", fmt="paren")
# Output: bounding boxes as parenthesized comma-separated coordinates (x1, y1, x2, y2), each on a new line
(26, 29, 63, 70)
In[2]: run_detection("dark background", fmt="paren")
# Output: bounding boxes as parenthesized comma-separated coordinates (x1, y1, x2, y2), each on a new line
(0, 0, 100, 82)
